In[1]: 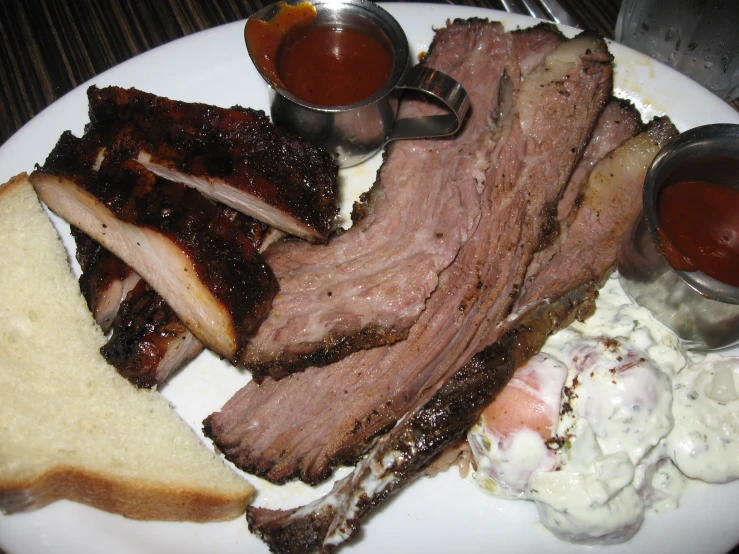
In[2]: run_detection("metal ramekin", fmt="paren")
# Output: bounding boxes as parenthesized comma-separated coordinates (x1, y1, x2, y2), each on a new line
(617, 123, 739, 350)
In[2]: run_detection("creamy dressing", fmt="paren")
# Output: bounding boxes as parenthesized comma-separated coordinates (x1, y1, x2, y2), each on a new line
(469, 352, 567, 498)
(668, 354, 739, 483)
(530, 421, 645, 544)
(469, 273, 738, 545)
(552, 334, 674, 466)
(322, 447, 406, 548)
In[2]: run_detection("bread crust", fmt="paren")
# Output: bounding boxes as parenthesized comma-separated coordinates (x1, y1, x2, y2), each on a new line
(0, 466, 251, 522)
(0, 172, 32, 200)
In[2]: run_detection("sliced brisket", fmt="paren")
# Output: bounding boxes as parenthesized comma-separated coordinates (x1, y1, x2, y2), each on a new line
(238, 19, 519, 381)
(86, 85, 339, 243)
(515, 116, 678, 307)
(555, 98, 644, 227)
(205, 28, 613, 486)
(243, 99, 680, 554)
(522, 98, 643, 282)
(245, 283, 600, 554)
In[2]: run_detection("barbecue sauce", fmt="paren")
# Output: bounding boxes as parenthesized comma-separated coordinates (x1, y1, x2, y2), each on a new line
(657, 180, 739, 287)
(277, 25, 392, 106)
(245, 1, 392, 107)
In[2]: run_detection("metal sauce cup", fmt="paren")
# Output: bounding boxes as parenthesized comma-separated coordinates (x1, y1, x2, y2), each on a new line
(245, 0, 469, 168)
(617, 124, 739, 351)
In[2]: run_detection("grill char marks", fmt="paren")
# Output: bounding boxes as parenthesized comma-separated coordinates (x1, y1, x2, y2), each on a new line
(73, 209, 274, 388)
(245, 284, 599, 554)
(72, 226, 141, 332)
(86, 85, 339, 243)
(101, 280, 204, 388)
(30, 131, 278, 364)
(238, 20, 516, 381)
(204, 25, 615, 486)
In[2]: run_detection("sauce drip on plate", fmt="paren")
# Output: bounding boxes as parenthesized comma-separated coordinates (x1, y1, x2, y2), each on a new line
(657, 180, 739, 287)
(277, 25, 392, 106)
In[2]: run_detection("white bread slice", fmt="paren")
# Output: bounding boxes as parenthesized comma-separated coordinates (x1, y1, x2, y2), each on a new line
(0, 173, 253, 521)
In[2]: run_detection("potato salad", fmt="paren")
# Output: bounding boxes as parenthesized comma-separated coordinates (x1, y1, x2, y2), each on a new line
(468, 273, 738, 544)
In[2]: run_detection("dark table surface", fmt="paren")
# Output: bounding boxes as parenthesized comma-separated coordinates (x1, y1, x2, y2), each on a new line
(1, 0, 736, 148)
(0, 0, 620, 148)
(0, 1, 737, 553)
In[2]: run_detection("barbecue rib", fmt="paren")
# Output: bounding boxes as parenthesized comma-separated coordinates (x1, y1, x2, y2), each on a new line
(243, 113, 679, 554)
(86, 85, 339, 243)
(74, 210, 277, 387)
(31, 131, 278, 364)
(204, 26, 613, 486)
(72, 226, 142, 332)
(100, 279, 205, 388)
(237, 19, 536, 381)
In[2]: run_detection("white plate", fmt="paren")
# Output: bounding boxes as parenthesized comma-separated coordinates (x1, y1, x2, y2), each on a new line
(2, 4, 739, 554)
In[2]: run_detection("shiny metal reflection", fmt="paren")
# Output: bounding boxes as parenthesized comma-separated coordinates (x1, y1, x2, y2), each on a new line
(246, 0, 470, 167)
(617, 124, 739, 350)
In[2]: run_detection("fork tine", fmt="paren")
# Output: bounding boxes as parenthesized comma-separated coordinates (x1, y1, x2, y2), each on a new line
(499, 0, 582, 29)
(536, 0, 581, 28)
(517, 0, 549, 19)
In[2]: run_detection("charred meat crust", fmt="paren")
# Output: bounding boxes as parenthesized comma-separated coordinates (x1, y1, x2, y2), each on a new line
(101, 280, 203, 388)
(86, 85, 339, 243)
(245, 283, 599, 554)
(71, 226, 138, 332)
(535, 201, 561, 252)
(34, 131, 278, 362)
(250, 324, 411, 382)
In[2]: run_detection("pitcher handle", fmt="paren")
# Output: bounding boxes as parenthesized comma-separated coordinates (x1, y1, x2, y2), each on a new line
(385, 65, 470, 144)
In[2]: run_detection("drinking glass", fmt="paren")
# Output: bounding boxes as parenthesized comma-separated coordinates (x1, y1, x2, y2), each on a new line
(615, 0, 739, 101)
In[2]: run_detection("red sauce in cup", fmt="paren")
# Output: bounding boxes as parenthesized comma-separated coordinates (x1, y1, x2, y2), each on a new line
(245, 1, 392, 107)
(277, 25, 392, 106)
(657, 180, 739, 287)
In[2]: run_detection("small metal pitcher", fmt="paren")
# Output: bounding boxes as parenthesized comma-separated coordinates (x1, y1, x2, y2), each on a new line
(246, 0, 470, 167)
